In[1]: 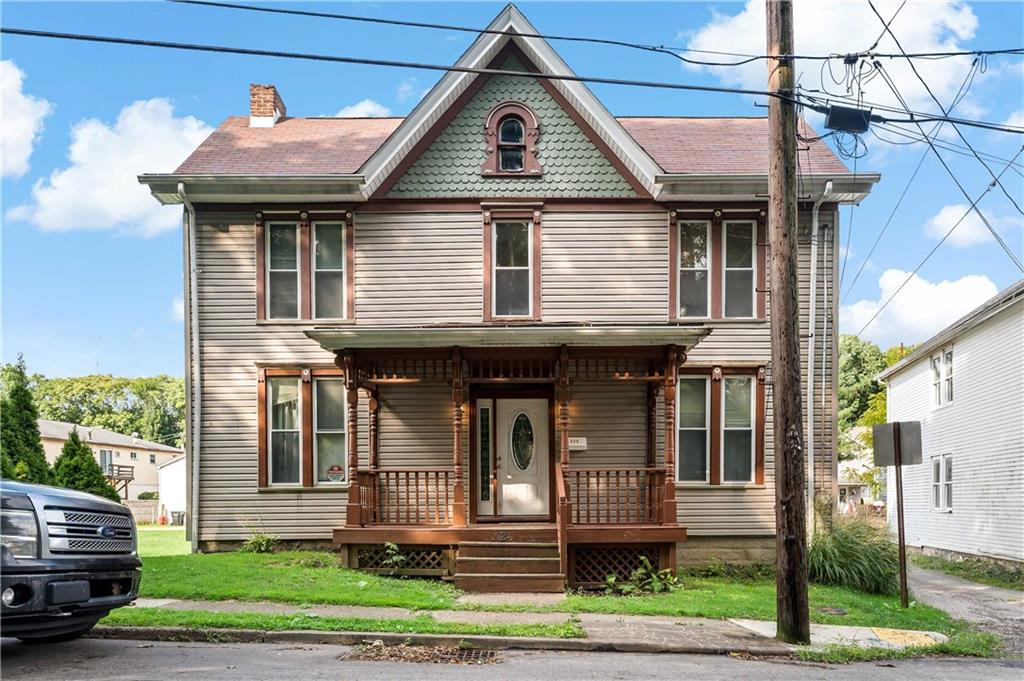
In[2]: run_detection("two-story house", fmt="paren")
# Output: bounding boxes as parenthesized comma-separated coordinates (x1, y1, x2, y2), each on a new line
(141, 5, 878, 591)
(879, 279, 1023, 566)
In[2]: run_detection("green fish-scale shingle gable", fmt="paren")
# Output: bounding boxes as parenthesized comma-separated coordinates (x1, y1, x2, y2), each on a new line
(387, 57, 638, 198)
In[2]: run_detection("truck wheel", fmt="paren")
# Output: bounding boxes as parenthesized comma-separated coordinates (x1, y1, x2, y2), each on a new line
(17, 621, 98, 644)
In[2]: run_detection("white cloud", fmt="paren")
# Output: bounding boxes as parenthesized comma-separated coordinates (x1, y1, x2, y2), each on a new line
(0, 60, 53, 178)
(923, 204, 1022, 248)
(335, 99, 392, 117)
(396, 78, 419, 103)
(171, 296, 185, 322)
(8, 98, 211, 236)
(1002, 110, 1024, 129)
(840, 270, 998, 346)
(684, 1, 981, 116)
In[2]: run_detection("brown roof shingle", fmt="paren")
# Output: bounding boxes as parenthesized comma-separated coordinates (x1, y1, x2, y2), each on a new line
(174, 115, 850, 176)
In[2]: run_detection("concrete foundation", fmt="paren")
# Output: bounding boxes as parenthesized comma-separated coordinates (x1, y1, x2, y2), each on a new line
(677, 536, 776, 568)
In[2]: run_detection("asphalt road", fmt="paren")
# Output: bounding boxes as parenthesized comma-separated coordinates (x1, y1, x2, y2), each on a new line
(3, 638, 1023, 681)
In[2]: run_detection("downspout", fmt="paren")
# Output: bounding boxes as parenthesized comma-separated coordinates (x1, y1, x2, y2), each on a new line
(178, 182, 201, 553)
(807, 180, 832, 540)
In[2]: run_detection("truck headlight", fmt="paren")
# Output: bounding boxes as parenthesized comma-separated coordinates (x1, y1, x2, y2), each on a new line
(1, 505, 39, 559)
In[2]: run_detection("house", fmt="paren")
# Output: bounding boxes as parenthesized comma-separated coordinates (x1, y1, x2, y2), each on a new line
(140, 5, 878, 590)
(157, 456, 187, 525)
(38, 419, 183, 500)
(878, 279, 1023, 566)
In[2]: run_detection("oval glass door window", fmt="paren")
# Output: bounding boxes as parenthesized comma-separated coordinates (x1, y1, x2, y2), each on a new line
(510, 412, 535, 471)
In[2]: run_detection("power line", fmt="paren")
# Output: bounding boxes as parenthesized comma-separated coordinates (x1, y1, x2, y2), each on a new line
(855, 145, 1024, 337)
(872, 123, 1024, 175)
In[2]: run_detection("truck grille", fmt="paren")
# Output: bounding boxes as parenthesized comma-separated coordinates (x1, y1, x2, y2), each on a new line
(44, 507, 135, 555)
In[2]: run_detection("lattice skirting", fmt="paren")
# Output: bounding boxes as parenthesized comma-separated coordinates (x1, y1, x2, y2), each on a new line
(570, 544, 662, 588)
(353, 545, 451, 577)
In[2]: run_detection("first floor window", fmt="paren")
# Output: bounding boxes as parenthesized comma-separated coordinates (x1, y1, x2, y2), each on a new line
(723, 221, 755, 318)
(493, 221, 531, 317)
(678, 221, 710, 318)
(268, 377, 300, 484)
(267, 223, 299, 319)
(932, 454, 953, 510)
(722, 376, 754, 483)
(313, 223, 345, 319)
(98, 449, 112, 473)
(677, 377, 710, 482)
(314, 379, 347, 483)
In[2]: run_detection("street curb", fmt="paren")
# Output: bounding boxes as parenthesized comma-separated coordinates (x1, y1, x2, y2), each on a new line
(89, 626, 793, 656)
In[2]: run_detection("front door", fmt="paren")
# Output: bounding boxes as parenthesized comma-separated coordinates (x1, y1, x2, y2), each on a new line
(475, 397, 550, 518)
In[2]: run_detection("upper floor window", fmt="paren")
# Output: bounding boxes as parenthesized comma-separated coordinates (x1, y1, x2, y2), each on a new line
(130, 451, 138, 460)
(149, 454, 156, 464)
(931, 347, 953, 407)
(267, 223, 299, 319)
(498, 116, 525, 172)
(678, 221, 710, 319)
(313, 222, 346, 319)
(481, 102, 541, 176)
(723, 220, 756, 318)
(493, 221, 532, 317)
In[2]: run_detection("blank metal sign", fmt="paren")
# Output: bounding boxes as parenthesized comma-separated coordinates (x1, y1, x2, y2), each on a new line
(872, 421, 923, 467)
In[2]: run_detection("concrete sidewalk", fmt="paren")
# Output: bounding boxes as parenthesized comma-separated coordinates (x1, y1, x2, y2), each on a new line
(127, 597, 948, 654)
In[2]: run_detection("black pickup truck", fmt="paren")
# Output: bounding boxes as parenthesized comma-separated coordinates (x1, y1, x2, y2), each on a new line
(1, 480, 141, 643)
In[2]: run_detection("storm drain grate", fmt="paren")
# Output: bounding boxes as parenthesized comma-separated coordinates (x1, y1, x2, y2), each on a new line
(342, 643, 501, 665)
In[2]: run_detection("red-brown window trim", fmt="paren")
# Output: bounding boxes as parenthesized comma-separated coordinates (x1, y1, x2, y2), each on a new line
(257, 366, 344, 490)
(668, 208, 767, 322)
(482, 208, 542, 322)
(677, 365, 765, 486)
(255, 210, 355, 322)
(480, 101, 542, 177)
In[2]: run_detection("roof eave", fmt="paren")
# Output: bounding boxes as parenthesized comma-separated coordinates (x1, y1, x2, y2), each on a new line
(654, 172, 881, 203)
(138, 174, 366, 205)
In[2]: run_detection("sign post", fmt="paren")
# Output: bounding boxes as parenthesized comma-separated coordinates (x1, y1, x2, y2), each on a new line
(873, 421, 922, 609)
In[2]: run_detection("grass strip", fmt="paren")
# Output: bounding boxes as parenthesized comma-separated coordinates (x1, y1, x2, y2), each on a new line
(102, 608, 585, 639)
(912, 555, 1024, 592)
(796, 626, 1002, 663)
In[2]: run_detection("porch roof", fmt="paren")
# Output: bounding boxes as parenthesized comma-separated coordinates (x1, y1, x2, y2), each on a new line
(305, 324, 710, 350)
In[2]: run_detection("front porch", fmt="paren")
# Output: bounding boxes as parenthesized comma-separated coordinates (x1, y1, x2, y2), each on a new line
(309, 330, 706, 591)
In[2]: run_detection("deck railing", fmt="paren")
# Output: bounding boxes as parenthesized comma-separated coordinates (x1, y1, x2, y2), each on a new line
(356, 468, 454, 525)
(568, 467, 666, 525)
(103, 464, 135, 481)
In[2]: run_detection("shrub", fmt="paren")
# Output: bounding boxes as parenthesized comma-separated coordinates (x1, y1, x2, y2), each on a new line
(239, 528, 279, 553)
(138, 491, 159, 501)
(604, 556, 679, 595)
(809, 515, 899, 595)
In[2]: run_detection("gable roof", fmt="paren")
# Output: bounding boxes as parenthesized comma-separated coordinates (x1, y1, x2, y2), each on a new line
(38, 419, 183, 454)
(877, 278, 1024, 381)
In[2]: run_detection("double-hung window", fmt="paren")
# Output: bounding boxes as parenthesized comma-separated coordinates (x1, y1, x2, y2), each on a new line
(723, 220, 756, 318)
(678, 221, 710, 318)
(931, 347, 954, 407)
(931, 453, 952, 511)
(677, 377, 710, 482)
(492, 221, 532, 317)
(267, 223, 299, 319)
(943, 348, 954, 403)
(722, 376, 755, 483)
(268, 377, 301, 485)
(312, 223, 346, 319)
(314, 378, 347, 484)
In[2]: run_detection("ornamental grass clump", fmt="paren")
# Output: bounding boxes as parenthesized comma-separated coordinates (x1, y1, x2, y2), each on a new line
(809, 514, 899, 595)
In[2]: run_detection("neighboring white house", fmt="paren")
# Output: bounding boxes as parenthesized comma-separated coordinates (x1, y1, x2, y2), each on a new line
(39, 419, 183, 501)
(157, 456, 187, 524)
(878, 279, 1023, 565)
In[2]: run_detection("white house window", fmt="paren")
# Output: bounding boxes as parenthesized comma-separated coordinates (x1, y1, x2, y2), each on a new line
(312, 223, 345, 319)
(267, 223, 299, 319)
(149, 454, 156, 464)
(723, 221, 755, 318)
(98, 449, 112, 473)
(493, 221, 531, 317)
(498, 116, 525, 171)
(931, 348, 954, 407)
(722, 376, 755, 483)
(130, 452, 137, 460)
(314, 378, 346, 484)
(677, 377, 710, 482)
(678, 221, 710, 318)
(932, 454, 952, 511)
(930, 355, 943, 406)
(943, 348, 954, 403)
(268, 377, 301, 484)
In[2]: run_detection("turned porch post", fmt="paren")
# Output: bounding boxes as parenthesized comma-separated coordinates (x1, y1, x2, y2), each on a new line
(367, 388, 379, 471)
(451, 347, 467, 526)
(558, 345, 571, 469)
(342, 352, 362, 526)
(662, 345, 679, 524)
(646, 365, 659, 469)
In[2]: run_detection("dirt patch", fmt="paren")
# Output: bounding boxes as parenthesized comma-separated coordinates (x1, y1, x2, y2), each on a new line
(341, 641, 502, 665)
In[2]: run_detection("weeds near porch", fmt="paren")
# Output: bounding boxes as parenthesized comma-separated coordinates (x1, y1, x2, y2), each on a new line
(603, 556, 679, 595)
(239, 529, 279, 554)
(380, 542, 408, 575)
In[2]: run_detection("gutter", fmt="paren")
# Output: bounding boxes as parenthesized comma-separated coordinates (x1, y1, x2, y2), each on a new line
(179, 182, 201, 553)
(807, 180, 833, 538)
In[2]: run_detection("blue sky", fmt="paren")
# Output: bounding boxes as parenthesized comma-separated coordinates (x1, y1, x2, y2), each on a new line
(2, 1, 1022, 378)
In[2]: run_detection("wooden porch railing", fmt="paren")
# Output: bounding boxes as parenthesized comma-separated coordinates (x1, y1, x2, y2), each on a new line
(568, 467, 666, 525)
(555, 466, 571, 574)
(356, 468, 454, 526)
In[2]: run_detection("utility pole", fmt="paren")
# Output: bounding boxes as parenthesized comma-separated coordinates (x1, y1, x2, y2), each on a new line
(766, 0, 810, 645)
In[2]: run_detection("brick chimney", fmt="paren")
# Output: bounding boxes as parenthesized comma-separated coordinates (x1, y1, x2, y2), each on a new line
(249, 84, 286, 127)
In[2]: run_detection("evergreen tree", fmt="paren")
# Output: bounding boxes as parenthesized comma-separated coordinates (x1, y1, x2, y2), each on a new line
(52, 429, 120, 502)
(0, 356, 51, 484)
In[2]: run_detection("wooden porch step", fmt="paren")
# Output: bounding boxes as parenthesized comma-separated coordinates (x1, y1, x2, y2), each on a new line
(458, 541, 559, 558)
(456, 556, 561, 574)
(454, 573, 565, 593)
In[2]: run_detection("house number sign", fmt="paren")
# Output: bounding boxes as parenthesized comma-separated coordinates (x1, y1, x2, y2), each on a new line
(568, 437, 587, 451)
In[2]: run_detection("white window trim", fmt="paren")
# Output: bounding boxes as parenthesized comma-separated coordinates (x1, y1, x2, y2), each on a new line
(310, 221, 347, 321)
(313, 377, 347, 486)
(266, 222, 301, 320)
(491, 220, 533, 318)
(721, 375, 756, 485)
(722, 219, 757, 320)
(676, 376, 711, 484)
(677, 220, 712, 320)
(942, 347, 954, 405)
(930, 346, 954, 409)
(931, 453, 953, 512)
(267, 376, 302, 487)
(477, 398, 495, 514)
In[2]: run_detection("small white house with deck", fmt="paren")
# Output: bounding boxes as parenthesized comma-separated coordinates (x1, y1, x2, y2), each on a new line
(878, 279, 1023, 565)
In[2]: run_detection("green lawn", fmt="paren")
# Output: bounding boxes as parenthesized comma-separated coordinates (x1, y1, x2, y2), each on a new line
(913, 555, 1024, 592)
(137, 527, 189, 557)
